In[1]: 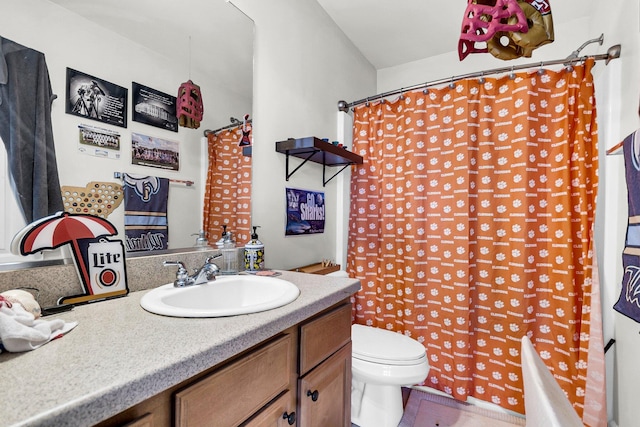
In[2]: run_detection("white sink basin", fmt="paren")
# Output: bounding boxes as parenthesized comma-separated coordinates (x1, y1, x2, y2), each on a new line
(140, 275, 300, 318)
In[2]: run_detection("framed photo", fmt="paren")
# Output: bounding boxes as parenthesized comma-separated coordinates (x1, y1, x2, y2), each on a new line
(77, 124, 121, 160)
(285, 187, 325, 236)
(132, 82, 178, 132)
(65, 68, 128, 128)
(131, 132, 180, 171)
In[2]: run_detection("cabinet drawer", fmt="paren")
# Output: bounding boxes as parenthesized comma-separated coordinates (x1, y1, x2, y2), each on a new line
(299, 302, 351, 375)
(175, 334, 294, 427)
(122, 413, 154, 427)
(242, 391, 296, 427)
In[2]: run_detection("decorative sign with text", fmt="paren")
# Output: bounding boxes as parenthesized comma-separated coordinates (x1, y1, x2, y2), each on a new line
(285, 187, 325, 236)
(132, 82, 178, 132)
(16, 212, 129, 305)
(65, 68, 128, 128)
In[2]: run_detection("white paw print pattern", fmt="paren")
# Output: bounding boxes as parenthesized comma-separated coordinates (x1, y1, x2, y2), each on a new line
(349, 67, 598, 413)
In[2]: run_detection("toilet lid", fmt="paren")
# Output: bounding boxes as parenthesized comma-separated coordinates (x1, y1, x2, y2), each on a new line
(352, 324, 427, 365)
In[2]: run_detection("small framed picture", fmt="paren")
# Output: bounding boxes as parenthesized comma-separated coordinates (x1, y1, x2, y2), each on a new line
(131, 132, 180, 171)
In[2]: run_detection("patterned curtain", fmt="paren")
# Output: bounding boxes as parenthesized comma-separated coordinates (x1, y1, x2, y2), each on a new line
(203, 126, 252, 244)
(347, 59, 604, 421)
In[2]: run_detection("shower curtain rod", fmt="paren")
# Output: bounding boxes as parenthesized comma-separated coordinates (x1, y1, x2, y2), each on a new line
(203, 117, 252, 137)
(338, 41, 622, 112)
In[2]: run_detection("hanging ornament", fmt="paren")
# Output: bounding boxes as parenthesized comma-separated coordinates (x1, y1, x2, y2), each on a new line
(176, 79, 204, 129)
(239, 114, 251, 147)
(459, 0, 554, 61)
(458, 0, 529, 60)
(176, 36, 204, 129)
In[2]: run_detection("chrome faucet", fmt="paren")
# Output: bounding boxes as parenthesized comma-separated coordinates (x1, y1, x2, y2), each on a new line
(163, 255, 222, 287)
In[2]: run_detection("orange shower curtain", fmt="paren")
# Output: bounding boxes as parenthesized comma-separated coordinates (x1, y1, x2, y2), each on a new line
(347, 59, 604, 421)
(203, 126, 252, 244)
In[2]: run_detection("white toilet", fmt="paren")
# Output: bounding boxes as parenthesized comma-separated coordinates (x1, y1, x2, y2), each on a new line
(351, 324, 430, 427)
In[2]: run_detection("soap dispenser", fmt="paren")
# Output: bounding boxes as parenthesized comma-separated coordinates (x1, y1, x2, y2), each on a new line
(192, 230, 209, 247)
(220, 231, 238, 274)
(216, 225, 228, 249)
(244, 226, 265, 272)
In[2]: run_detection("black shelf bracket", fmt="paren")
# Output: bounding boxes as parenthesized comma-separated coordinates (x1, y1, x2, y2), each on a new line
(284, 150, 316, 181)
(323, 164, 351, 186)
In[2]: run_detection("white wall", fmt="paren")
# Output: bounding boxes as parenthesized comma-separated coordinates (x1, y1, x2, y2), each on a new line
(230, 0, 376, 270)
(372, 3, 640, 426)
(590, 3, 640, 427)
(0, 0, 251, 255)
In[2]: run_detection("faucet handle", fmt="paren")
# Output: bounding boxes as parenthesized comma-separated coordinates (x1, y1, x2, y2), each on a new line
(163, 261, 189, 287)
(206, 254, 222, 263)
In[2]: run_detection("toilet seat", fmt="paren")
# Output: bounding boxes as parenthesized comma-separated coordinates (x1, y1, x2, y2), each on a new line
(352, 324, 427, 366)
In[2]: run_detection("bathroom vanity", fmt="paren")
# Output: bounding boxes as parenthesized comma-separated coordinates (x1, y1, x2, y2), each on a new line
(0, 270, 360, 427)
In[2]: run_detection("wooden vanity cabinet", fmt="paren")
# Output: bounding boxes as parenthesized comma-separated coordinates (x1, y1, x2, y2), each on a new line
(297, 302, 352, 427)
(95, 300, 352, 427)
(95, 331, 297, 427)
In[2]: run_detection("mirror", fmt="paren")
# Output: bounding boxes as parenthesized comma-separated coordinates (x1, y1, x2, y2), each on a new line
(0, 0, 253, 265)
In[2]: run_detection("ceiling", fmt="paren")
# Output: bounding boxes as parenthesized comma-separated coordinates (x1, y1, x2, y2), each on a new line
(47, 0, 594, 78)
(316, 0, 593, 69)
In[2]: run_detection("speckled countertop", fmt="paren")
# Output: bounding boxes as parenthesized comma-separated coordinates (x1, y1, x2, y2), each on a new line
(0, 271, 360, 427)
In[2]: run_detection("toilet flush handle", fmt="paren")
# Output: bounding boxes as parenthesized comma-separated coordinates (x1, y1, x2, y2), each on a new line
(306, 389, 319, 402)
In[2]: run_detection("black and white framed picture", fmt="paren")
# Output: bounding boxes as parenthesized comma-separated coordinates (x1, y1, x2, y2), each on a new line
(65, 68, 128, 128)
(132, 82, 178, 132)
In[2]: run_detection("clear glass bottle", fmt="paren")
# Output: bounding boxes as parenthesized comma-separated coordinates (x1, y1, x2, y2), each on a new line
(220, 232, 238, 274)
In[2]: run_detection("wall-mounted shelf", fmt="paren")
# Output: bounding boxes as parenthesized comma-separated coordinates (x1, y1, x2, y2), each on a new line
(275, 137, 363, 186)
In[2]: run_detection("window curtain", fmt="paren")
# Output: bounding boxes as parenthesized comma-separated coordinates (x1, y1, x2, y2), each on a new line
(203, 126, 252, 244)
(347, 59, 605, 422)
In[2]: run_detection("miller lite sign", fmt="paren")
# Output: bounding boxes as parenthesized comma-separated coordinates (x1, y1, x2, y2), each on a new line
(87, 239, 128, 296)
(13, 211, 130, 306)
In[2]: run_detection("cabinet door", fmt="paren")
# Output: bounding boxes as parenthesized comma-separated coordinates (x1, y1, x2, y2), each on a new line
(243, 391, 297, 427)
(298, 342, 352, 427)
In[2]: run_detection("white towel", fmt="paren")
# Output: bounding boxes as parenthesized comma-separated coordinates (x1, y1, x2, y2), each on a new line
(0, 299, 77, 353)
(521, 335, 582, 427)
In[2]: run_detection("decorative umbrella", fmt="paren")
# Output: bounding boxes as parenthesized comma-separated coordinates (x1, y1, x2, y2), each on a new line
(19, 212, 117, 292)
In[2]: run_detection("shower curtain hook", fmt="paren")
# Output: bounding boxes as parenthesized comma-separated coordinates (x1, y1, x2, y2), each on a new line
(449, 76, 455, 89)
(537, 62, 545, 75)
(509, 66, 516, 79)
(399, 88, 405, 100)
(365, 97, 370, 107)
(566, 61, 574, 72)
(423, 82, 429, 94)
(478, 72, 485, 84)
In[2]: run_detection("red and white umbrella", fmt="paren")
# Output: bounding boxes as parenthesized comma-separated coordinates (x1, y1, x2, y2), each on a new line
(19, 212, 117, 291)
